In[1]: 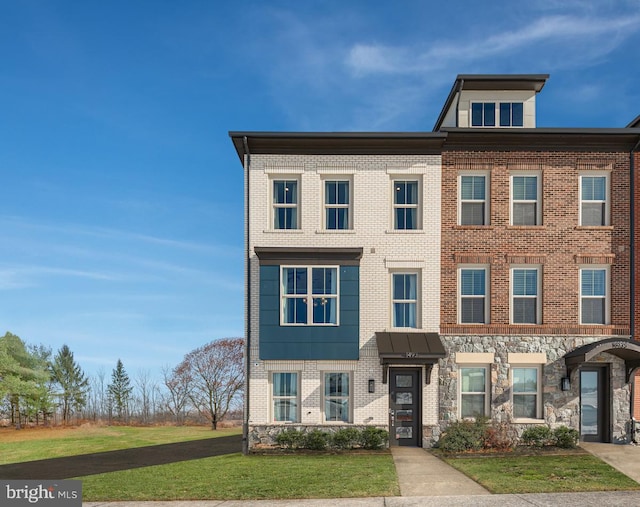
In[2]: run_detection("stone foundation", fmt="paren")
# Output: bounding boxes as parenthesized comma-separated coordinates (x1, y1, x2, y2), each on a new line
(248, 424, 388, 449)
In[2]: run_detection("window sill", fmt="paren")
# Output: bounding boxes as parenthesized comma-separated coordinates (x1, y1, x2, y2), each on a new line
(575, 226, 614, 231)
(506, 225, 546, 230)
(263, 229, 304, 234)
(315, 229, 356, 234)
(453, 225, 494, 230)
(513, 418, 545, 424)
(385, 229, 425, 234)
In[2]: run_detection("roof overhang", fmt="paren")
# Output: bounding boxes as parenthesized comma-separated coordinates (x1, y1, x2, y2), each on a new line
(564, 338, 640, 383)
(254, 246, 363, 266)
(229, 131, 447, 163)
(627, 114, 640, 129)
(376, 332, 446, 384)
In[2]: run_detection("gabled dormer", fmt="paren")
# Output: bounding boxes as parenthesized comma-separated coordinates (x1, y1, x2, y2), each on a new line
(433, 74, 549, 131)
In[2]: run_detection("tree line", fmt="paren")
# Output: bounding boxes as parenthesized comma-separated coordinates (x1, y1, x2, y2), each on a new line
(0, 332, 243, 429)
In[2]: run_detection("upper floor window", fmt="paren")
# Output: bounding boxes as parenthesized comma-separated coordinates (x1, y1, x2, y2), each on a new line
(281, 266, 338, 325)
(273, 179, 299, 229)
(511, 174, 540, 226)
(324, 372, 351, 422)
(471, 102, 523, 127)
(272, 372, 299, 422)
(459, 267, 488, 324)
(511, 267, 541, 324)
(459, 174, 488, 225)
(393, 180, 419, 230)
(580, 175, 608, 226)
(392, 272, 418, 328)
(580, 267, 608, 325)
(325, 180, 351, 230)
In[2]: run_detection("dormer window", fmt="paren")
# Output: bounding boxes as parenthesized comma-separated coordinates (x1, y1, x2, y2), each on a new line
(471, 102, 524, 127)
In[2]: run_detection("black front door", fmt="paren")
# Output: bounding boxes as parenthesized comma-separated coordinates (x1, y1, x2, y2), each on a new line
(580, 366, 610, 442)
(389, 368, 421, 446)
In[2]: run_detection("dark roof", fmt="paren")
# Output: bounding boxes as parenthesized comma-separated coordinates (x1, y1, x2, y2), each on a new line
(628, 114, 640, 128)
(254, 247, 363, 266)
(564, 338, 640, 383)
(433, 74, 549, 132)
(229, 131, 447, 163)
(376, 332, 445, 359)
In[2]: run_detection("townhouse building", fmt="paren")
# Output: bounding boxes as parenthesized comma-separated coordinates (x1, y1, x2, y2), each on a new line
(231, 74, 640, 451)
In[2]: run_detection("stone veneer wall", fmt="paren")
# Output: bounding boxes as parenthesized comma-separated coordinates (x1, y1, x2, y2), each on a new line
(423, 335, 632, 447)
(248, 424, 388, 449)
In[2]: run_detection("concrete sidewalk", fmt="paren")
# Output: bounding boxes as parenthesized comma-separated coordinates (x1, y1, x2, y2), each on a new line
(581, 441, 640, 483)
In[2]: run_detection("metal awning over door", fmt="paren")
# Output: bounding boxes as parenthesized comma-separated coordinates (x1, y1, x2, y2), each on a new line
(376, 332, 446, 384)
(564, 338, 640, 383)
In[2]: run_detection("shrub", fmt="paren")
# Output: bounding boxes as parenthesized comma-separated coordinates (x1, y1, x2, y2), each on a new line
(438, 419, 486, 453)
(275, 429, 304, 449)
(483, 422, 516, 451)
(359, 427, 389, 450)
(520, 425, 553, 447)
(304, 430, 330, 450)
(331, 428, 361, 450)
(553, 426, 579, 448)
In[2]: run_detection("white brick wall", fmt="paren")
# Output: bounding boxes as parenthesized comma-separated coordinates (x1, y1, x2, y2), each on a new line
(246, 154, 441, 431)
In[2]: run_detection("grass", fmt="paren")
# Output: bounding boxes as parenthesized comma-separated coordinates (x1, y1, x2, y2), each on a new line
(76, 453, 399, 501)
(0, 424, 237, 464)
(441, 452, 640, 494)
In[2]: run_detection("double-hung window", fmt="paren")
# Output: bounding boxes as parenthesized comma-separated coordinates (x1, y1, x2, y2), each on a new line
(324, 372, 351, 422)
(325, 180, 350, 230)
(580, 268, 608, 325)
(273, 179, 299, 229)
(281, 266, 338, 325)
(459, 267, 488, 324)
(511, 267, 541, 324)
(580, 175, 608, 226)
(511, 174, 540, 225)
(272, 372, 299, 422)
(393, 180, 419, 230)
(460, 174, 488, 225)
(392, 273, 418, 328)
(512, 367, 540, 419)
(460, 366, 489, 418)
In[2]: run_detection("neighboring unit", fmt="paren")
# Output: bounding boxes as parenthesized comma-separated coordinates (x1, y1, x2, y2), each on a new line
(231, 74, 640, 451)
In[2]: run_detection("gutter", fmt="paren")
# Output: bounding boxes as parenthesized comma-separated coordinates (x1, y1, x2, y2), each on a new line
(454, 78, 464, 128)
(242, 136, 251, 455)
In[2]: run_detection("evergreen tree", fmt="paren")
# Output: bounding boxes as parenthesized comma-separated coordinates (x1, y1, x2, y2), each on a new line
(107, 359, 133, 421)
(51, 344, 89, 424)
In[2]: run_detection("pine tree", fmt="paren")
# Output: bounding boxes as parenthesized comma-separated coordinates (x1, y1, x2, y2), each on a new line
(51, 344, 89, 424)
(107, 359, 133, 422)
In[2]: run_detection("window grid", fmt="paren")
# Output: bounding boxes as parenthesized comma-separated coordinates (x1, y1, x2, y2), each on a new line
(460, 174, 488, 225)
(499, 102, 524, 127)
(580, 268, 607, 325)
(580, 175, 608, 226)
(471, 102, 495, 127)
(325, 180, 350, 230)
(459, 267, 488, 324)
(511, 268, 540, 324)
(324, 372, 351, 422)
(272, 372, 299, 422)
(281, 266, 339, 326)
(273, 179, 299, 229)
(393, 180, 419, 230)
(511, 174, 540, 226)
(392, 273, 418, 328)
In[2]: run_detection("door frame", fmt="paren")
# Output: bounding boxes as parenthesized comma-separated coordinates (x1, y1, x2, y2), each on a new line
(388, 367, 422, 447)
(579, 364, 611, 443)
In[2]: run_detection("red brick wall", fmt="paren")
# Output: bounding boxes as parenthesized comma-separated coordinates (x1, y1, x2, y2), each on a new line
(441, 150, 631, 336)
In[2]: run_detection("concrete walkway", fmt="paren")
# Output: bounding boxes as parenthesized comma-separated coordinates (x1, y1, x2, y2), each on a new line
(580, 441, 640, 483)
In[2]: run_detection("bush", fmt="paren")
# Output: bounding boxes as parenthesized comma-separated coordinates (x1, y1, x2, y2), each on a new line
(438, 419, 486, 453)
(482, 422, 516, 451)
(359, 427, 389, 450)
(520, 425, 553, 447)
(304, 430, 330, 450)
(553, 426, 579, 448)
(275, 429, 304, 449)
(331, 428, 361, 450)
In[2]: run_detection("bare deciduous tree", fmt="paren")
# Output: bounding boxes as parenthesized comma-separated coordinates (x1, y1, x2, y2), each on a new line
(177, 337, 243, 429)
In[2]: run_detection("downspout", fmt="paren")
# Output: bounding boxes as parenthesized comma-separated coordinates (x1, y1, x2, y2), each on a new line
(454, 78, 464, 127)
(631, 136, 640, 436)
(242, 136, 251, 455)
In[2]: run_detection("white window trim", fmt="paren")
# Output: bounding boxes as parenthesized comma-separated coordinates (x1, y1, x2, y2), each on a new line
(271, 371, 300, 423)
(391, 178, 422, 230)
(271, 177, 300, 230)
(458, 172, 490, 226)
(510, 265, 542, 324)
(470, 102, 525, 128)
(458, 364, 490, 419)
(579, 172, 610, 226)
(510, 364, 543, 422)
(280, 265, 340, 326)
(457, 265, 490, 325)
(510, 172, 542, 226)
(322, 371, 352, 423)
(579, 265, 610, 325)
(390, 270, 420, 329)
(322, 177, 353, 230)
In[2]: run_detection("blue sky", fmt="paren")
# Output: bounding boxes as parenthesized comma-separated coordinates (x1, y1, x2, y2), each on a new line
(1, 0, 639, 380)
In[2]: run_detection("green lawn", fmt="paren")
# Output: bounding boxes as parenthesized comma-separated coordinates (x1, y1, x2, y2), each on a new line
(442, 453, 640, 494)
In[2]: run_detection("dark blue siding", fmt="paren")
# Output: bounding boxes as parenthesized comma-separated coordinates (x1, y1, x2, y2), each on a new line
(259, 265, 359, 360)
